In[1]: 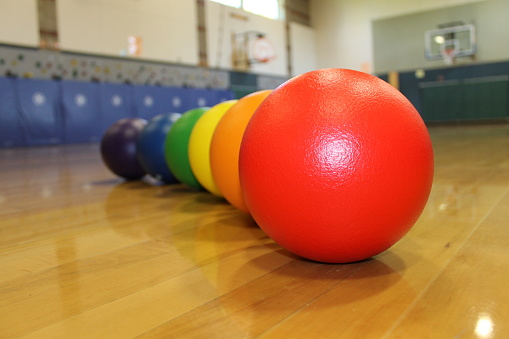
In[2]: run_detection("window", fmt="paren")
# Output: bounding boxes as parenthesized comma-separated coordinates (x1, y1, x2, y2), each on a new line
(243, 0, 280, 20)
(212, 0, 241, 7)
(210, 0, 281, 20)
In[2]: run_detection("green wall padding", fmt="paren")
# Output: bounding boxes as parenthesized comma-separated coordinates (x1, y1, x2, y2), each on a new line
(420, 78, 508, 122)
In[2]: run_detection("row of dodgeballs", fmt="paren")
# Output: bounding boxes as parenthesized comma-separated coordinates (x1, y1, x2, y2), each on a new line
(101, 89, 271, 213)
(101, 69, 435, 264)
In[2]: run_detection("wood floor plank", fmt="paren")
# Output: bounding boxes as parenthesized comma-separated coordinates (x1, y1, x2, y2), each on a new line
(385, 189, 509, 339)
(1, 124, 509, 338)
(14, 241, 292, 339)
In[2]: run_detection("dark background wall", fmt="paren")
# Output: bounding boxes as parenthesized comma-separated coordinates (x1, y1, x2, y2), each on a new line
(379, 61, 509, 123)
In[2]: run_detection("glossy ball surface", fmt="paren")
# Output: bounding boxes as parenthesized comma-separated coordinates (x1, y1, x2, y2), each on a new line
(210, 90, 272, 212)
(188, 100, 237, 196)
(100, 118, 147, 180)
(239, 69, 434, 263)
(136, 112, 181, 183)
(164, 107, 209, 189)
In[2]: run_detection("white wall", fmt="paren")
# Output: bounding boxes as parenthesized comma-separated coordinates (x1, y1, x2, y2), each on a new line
(0, 0, 294, 77)
(310, 0, 488, 73)
(206, 1, 288, 76)
(0, 0, 39, 46)
(3, 0, 494, 77)
(57, 0, 198, 65)
(289, 22, 317, 76)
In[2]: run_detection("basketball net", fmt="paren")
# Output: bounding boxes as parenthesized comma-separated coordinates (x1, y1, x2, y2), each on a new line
(440, 39, 458, 66)
(442, 48, 455, 65)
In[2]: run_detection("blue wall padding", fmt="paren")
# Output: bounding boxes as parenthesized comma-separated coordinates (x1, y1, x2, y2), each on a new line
(133, 85, 174, 120)
(61, 81, 102, 143)
(100, 83, 135, 132)
(167, 87, 191, 113)
(0, 76, 235, 148)
(215, 89, 236, 103)
(187, 88, 218, 109)
(0, 77, 24, 147)
(16, 78, 62, 146)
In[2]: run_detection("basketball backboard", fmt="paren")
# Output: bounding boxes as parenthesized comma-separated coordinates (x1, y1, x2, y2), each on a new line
(424, 24, 476, 61)
(231, 31, 275, 71)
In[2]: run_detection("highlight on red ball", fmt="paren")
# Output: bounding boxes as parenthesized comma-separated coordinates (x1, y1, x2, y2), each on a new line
(238, 68, 434, 263)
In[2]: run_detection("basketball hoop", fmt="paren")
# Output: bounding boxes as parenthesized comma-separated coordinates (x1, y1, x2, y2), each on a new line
(440, 39, 459, 66)
(231, 31, 275, 71)
(251, 36, 276, 64)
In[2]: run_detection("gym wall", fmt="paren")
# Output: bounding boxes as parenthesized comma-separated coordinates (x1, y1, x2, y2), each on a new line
(0, 0, 38, 46)
(310, 0, 498, 73)
(0, 0, 309, 77)
(57, 0, 198, 66)
(373, 0, 509, 74)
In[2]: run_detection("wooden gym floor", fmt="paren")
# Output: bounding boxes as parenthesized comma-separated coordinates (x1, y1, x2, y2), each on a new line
(1, 123, 509, 338)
